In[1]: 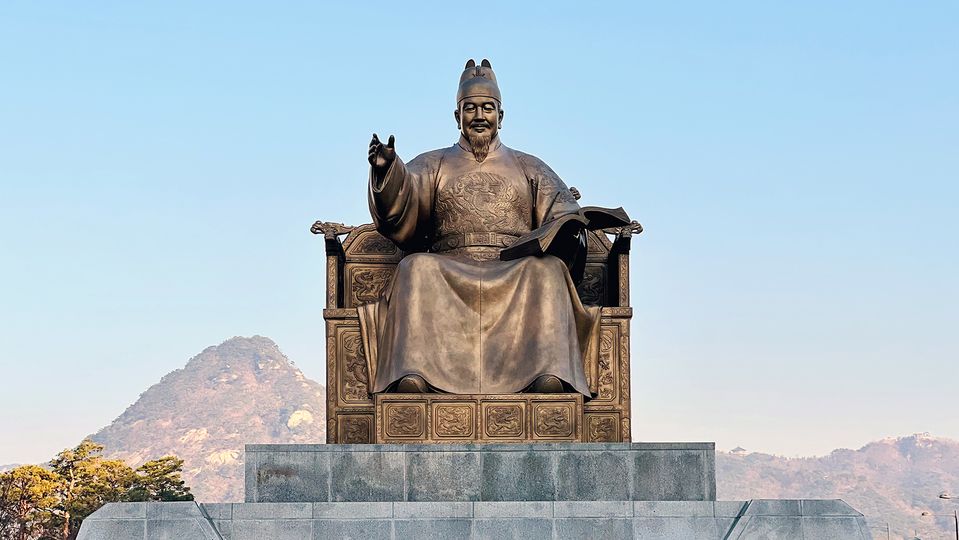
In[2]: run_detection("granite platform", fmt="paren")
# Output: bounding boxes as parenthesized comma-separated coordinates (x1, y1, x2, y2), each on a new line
(245, 443, 717, 503)
(77, 499, 872, 539)
(77, 443, 873, 539)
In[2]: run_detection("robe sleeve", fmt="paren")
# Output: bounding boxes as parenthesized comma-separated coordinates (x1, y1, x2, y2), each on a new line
(523, 155, 582, 228)
(515, 152, 588, 280)
(368, 151, 439, 252)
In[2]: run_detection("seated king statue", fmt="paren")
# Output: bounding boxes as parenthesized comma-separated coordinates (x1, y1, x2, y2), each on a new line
(357, 59, 629, 398)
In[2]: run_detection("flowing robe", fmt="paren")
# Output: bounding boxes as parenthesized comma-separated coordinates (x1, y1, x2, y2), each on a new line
(358, 136, 600, 397)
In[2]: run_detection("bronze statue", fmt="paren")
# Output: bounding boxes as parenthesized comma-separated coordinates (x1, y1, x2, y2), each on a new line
(358, 59, 629, 398)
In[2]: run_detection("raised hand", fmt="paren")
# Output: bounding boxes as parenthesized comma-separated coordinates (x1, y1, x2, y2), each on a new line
(368, 133, 396, 172)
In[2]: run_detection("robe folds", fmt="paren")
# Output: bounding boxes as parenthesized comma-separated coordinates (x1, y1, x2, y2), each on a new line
(358, 136, 601, 397)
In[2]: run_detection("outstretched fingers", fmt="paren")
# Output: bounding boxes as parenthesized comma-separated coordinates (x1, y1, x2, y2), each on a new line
(368, 133, 381, 165)
(368, 133, 395, 167)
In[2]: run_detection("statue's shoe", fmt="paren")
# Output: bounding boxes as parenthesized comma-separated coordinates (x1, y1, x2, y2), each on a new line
(396, 374, 429, 393)
(528, 374, 564, 393)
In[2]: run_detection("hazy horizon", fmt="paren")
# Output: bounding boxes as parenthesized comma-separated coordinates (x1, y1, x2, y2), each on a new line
(2, 332, 955, 465)
(1, 2, 956, 464)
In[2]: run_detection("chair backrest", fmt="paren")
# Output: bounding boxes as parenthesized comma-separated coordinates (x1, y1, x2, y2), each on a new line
(340, 224, 405, 309)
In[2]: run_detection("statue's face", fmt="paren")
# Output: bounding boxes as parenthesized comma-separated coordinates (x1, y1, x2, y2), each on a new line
(455, 97, 504, 139)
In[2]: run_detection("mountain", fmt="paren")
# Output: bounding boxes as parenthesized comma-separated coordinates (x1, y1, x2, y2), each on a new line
(717, 433, 959, 540)
(0, 463, 22, 473)
(90, 336, 325, 502)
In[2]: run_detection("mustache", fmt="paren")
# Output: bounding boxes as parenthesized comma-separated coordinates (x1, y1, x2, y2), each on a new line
(469, 120, 491, 128)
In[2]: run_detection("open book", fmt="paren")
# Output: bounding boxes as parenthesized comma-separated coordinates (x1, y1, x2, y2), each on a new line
(500, 206, 631, 260)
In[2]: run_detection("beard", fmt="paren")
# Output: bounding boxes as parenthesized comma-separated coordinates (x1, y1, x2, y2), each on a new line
(466, 129, 494, 162)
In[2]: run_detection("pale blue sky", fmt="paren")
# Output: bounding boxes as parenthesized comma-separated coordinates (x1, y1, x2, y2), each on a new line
(1, 1, 956, 464)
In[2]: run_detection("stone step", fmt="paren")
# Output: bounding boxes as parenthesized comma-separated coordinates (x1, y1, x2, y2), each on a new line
(77, 499, 872, 539)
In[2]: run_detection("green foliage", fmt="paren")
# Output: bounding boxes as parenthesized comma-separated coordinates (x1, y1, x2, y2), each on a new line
(0, 439, 192, 539)
(50, 440, 135, 536)
(128, 456, 193, 502)
(0, 465, 61, 540)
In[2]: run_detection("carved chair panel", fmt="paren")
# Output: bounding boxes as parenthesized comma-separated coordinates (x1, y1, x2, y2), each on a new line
(341, 225, 405, 309)
(336, 412, 374, 444)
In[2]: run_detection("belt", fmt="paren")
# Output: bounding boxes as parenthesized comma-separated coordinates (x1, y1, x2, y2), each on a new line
(431, 232, 518, 252)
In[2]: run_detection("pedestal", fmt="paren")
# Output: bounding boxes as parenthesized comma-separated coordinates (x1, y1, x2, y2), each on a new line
(246, 443, 716, 502)
(77, 443, 873, 539)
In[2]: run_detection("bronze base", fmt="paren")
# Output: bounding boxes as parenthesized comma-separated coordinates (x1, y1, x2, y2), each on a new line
(374, 393, 584, 443)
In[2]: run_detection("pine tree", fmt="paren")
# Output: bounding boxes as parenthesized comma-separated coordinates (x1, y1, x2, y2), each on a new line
(128, 456, 194, 502)
(49, 440, 134, 539)
(0, 465, 61, 540)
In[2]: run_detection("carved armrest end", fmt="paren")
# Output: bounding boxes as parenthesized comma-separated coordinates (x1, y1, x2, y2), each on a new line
(604, 220, 643, 239)
(310, 220, 356, 239)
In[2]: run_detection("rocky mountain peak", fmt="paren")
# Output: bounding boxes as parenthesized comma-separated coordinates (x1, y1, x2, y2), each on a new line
(91, 336, 326, 502)
(179, 335, 295, 377)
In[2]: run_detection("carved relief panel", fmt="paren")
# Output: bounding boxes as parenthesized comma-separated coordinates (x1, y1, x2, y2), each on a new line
(577, 231, 612, 307)
(381, 402, 427, 441)
(576, 263, 607, 306)
(334, 325, 372, 407)
(432, 403, 475, 439)
(481, 401, 526, 440)
(532, 402, 575, 440)
(336, 413, 374, 444)
(585, 412, 621, 442)
(345, 265, 394, 308)
(354, 232, 399, 256)
(594, 324, 620, 403)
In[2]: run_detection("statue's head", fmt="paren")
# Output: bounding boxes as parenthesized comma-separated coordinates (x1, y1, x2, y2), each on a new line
(454, 59, 504, 162)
